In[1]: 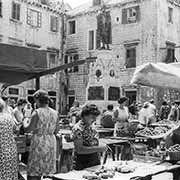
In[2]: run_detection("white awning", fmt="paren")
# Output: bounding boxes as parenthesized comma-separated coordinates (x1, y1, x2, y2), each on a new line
(131, 63, 180, 89)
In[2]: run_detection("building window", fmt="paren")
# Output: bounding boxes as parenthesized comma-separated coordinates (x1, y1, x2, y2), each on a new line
(12, 2, 20, 21)
(9, 88, 19, 95)
(68, 21, 76, 35)
(108, 87, 120, 101)
(168, 7, 173, 23)
(88, 86, 104, 100)
(93, 0, 101, 6)
(27, 9, 42, 27)
(88, 30, 95, 50)
(49, 53, 56, 64)
(50, 16, 59, 32)
(122, 6, 140, 24)
(165, 43, 176, 63)
(125, 46, 136, 68)
(0, 1, 2, 17)
(64, 54, 79, 73)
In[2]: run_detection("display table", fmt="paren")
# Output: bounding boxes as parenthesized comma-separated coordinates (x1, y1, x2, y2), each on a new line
(52, 160, 180, 180)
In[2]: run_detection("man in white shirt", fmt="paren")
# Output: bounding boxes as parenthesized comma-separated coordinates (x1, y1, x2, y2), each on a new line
(148, 99, 157, 123)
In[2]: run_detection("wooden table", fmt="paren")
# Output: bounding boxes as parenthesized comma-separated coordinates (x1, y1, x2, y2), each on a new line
(52, 161, 180, 180)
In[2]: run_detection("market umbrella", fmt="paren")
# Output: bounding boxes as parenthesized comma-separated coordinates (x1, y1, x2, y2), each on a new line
(130, 62, 180, 89)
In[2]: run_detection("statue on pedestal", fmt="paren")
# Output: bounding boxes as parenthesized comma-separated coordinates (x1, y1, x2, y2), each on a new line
(97, 6, 112, 50)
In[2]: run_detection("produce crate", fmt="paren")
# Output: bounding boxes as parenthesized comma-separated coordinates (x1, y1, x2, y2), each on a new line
(15, 136, 27, 154)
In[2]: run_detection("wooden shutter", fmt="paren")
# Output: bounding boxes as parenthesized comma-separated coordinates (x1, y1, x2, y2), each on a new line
(17, 3, 20, 20)
(122, 8, 128, 24)
(27, 9, 31, 25)
(50, 16, 54, 31)
(96, 30, 101, 49)
(0, 1, 2, 16)
(12, 2, 16, 19)
(136, 6, 140, 22)
(37, 12, 42, 27)
(89, 30, 94, 50)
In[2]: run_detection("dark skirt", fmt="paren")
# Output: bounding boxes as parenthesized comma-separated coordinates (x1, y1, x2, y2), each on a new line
(74, 152, 100, 170)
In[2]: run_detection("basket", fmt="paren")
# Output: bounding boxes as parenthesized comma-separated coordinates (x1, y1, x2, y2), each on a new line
(168, 150, 180, 161)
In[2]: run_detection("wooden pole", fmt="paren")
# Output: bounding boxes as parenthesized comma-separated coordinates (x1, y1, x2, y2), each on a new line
(35, 77, 40, 91)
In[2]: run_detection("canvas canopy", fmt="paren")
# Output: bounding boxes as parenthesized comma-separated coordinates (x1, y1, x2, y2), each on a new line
(0, 43, 86, 87)
(131, 63, 180, 89)
(0, 43, 47, 85)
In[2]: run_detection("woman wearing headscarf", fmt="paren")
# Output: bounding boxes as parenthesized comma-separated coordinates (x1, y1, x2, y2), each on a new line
(0, 98, 18, 180)
(72, 104, 106, 170)
(25, 90, 59, 180)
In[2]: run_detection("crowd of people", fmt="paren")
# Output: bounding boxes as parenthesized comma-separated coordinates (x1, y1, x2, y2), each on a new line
(1, 91, 180, 180)
(0, 90, 60, 180)
(100, 98, 180, 130)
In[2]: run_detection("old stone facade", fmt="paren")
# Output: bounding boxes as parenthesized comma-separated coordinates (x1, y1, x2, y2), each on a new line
(64, 0, 180, 110)
(0, 0, 64, 109)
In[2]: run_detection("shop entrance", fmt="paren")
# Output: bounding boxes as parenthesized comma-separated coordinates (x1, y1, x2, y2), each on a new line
(125, 90, 137, 105)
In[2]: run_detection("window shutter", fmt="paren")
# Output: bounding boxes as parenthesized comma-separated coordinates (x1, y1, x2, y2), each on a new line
(56, 18, 59, 32)
(89, 31, 94, 50)
(12, 2, 16, 19)
(96, 30, 101, 49)
(50, 16, 54, 31)
(37, 12, 41, 27)
(0, 1, 2, 16)
(122, 8, 127, 24)
(27, 9, 31, 25)
(17, 4, 20, 20)
(136, 6, 140, 22)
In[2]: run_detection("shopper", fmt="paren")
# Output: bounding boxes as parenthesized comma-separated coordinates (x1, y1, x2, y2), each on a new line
(13, 98, 27, 124)
(101, 104, 114, 128)
(13, 98, 27, 135)
(159, 101, 170, 121)
(129, 101, 137, 119)
(148, 99, 157, 123)
(0, 98, 18, 180)
(168, 101, 179, 122)
(138, 102, 152, 126)
(72, 104, 106, 170)
(69, 100, 81, 124)
(25, 90, 59, 180)
(113, 97, 129, 136)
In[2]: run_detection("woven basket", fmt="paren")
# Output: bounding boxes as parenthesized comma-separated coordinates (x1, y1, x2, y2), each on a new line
(168, 150, 180, 161)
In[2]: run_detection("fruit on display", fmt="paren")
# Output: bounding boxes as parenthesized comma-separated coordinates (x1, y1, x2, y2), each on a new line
(82, 163, 137, 179)
(115, 165, 136, 174)
(136, 126, 171, 137)
(168, 144, 180, 152)
(95, 167, 115, 179)
(83, 172, 101, 180)
(156, 120, 175, 126)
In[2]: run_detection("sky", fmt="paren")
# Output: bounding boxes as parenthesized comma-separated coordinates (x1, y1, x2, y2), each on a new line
(64, 0, 89, 8)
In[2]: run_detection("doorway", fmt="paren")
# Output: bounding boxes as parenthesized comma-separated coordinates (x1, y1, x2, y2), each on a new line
(125, 90, 137, 105)
(68, 96, 75, 110)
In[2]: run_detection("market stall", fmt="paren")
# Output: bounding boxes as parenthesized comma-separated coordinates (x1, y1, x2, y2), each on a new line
(51, 62, 180, 180)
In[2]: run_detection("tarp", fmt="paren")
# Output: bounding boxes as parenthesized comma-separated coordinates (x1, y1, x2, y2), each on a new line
(0, 43, 47, 85)
(0, 43, 88, 87)
(131, 63, 180, 89)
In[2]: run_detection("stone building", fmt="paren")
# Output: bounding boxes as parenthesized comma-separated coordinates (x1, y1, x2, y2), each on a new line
(64, 0, 180, 110)
(0, 0, 64, 109)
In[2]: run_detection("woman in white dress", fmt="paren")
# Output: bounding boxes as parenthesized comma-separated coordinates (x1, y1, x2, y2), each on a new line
(113, 97, 129, 137)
